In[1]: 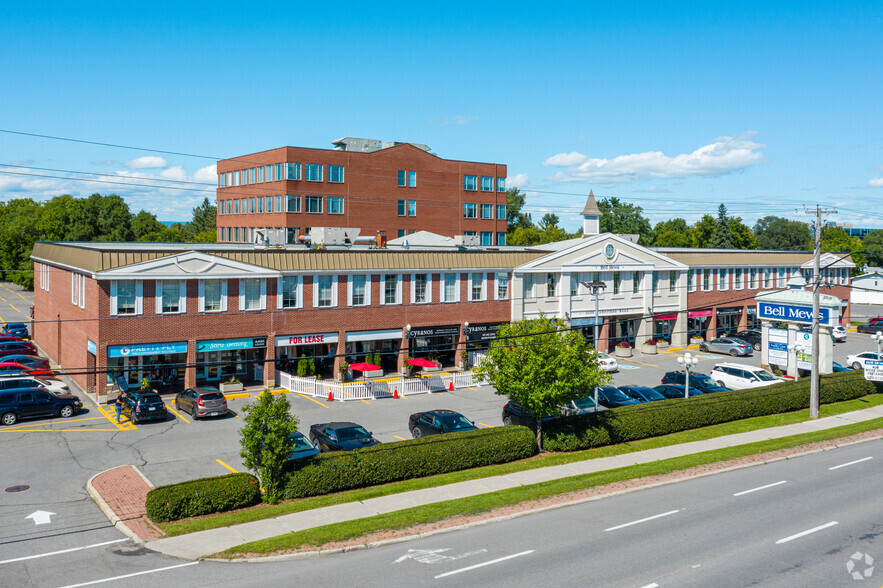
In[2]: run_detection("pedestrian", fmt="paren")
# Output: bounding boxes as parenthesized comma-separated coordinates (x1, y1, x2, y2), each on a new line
(114, 395, 124, 423)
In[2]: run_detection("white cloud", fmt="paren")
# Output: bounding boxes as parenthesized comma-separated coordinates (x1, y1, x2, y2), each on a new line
(193, 164, 217, 183)
(506, 173, 530, 188)
(542, 132, 766, 183)
(125, 156, 168, 169)
(427, 115, 480, 126)
(160, 166, 187, 181)
(869, 177, 883, 187)
(633, 185, 672, 194)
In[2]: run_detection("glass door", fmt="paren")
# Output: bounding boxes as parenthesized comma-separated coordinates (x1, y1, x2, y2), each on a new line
(206, 351, 220, 381)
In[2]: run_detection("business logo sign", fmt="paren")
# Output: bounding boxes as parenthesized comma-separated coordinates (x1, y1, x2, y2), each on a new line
(86, 339, 97, 355)
(845, 551, 874, 581)
(108, 341, 187, 358)
(758, 302, 830, 325)
(275, 333, 338, 347)
(197, 338, 267, 352)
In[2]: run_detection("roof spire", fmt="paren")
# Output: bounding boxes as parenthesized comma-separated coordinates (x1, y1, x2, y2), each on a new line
(580, 190, 600, 216)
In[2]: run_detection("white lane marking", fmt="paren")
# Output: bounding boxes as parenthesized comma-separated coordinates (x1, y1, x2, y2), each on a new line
(638, 584, 660, 588)
(733, 480, 788, 496)
(0, 539, 127, 565)
(775, 521, 839, 545)
(58, 561, 199, 587)
(434, 550, 534, 579)
(828, 456, 873, 470)
(604, 509, 680, 532)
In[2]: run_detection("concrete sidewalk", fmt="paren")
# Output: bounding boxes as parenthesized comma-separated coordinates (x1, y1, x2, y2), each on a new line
(133, 404, 883, 560)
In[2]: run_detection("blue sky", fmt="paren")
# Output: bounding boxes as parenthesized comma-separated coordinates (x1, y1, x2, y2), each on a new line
(2, 1, 882, 230)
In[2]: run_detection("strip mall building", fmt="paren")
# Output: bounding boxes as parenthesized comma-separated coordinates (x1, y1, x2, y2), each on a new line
(31, 193, 854, 402)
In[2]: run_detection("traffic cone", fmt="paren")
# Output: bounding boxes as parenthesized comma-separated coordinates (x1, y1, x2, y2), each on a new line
(393, 386, 399, 399)
(448, 379, 454, 391)
(327, 389, 334, 402)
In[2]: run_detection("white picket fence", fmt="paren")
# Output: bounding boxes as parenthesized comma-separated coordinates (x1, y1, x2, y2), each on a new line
(278, 369, 488, 402)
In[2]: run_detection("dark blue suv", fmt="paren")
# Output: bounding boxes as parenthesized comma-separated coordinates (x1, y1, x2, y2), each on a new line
(661, 371, 731, 393)
(0, 388, 83, 425)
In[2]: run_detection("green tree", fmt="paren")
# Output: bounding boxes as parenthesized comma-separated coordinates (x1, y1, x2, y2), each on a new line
(709, 204, 735, 249)
(821, 226, 866, 273)
(0, 199, 42, 288)
(754, 216, 812, 250)
(863, 229, 883, 267)
(132, 210, 169, 241)
(36, 195, 77, 241)
(653, 218, 691, 247)
(239, 392, 298, 504)
(505, 188, 532, 230)
(475, 317, 609, 449)
(597, 197, 654, 245)
(691, 215, 716, 248)
(190, 197, 217, 234)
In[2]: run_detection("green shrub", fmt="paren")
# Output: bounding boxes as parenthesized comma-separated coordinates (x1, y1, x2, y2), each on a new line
(543, 370, 878, 452)
(284, 425, 537, 499)
(145, 472, 261, 523)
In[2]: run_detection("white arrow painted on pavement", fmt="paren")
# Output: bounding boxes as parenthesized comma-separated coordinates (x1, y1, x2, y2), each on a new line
(26, 510, 55, 525)
(393, 548, 487, 565)
(394, 549, 451, 564)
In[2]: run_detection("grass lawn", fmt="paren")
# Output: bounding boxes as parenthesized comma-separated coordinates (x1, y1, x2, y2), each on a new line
(217, 415, 883, 557)
(159, 393, 883, 537)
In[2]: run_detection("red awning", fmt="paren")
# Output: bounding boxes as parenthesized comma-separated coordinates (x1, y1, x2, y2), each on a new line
(653, 313, 677, 321)
(688, 309, 713, 318)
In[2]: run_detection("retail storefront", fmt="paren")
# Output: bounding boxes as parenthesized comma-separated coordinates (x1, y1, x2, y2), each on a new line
(345, 329, 402, 373)
(716, 307, 744, 336)
(275, 332, 338, 379)
(652, 313, 677, 343)
(688, 309, 712, 339)
(747, 306, 759, 329)
(609, 316, 640, 350)
(107, 341, 188, 389)
(407, 325, 460, 366)
(196, 337, 267, 385)
(572, 317, 603, 348)
(464, 323, 503, 351)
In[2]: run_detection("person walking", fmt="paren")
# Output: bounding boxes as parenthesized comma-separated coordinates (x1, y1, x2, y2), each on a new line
(115, 395, 124, 423)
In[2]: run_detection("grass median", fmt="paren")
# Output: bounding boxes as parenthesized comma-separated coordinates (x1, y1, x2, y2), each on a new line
(216, 415, 883, 557)
(159, 393, 883, 537)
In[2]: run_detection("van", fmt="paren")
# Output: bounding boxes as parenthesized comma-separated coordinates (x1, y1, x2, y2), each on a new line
(0, 388, 83, 425)
(709, 363, 783, 390)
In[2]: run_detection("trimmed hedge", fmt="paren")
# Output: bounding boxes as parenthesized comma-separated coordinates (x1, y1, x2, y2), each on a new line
(543, 370, 879, 452)
(146, 472, 261, 523)
(284, 425, 538, 499)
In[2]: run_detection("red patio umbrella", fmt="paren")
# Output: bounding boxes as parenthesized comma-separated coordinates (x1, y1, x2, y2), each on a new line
(348, 362, 382, 372)
(406, 358, 437, 368)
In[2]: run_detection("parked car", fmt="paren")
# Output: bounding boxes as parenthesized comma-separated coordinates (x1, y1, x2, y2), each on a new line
(832, 361, 850, 372)
(174, 386, 227, 419)
(120, 390, 168, 424)
(287, 431, 320, 462)
(502, 400, 563, 427)
(0, 362, 54, 379)
(0, 375, 69, 395)
(595, 385, 642, 408)
(0, 388, 83, 425)
(856, 322, 883, 334)
(0, 341, 37, 359)
(832, 326, 847, 343)
(409, 409, 478, 438)
(845, 352, 882, 371)
(561, 395, 606, 415)
(309, 422, 379, 452)
(0, 335, 23, 344)
(618, 385, 667, 403)
(653, 384, 703, 399)
(709, 363, 783, 389)
(2, 355, 50, 370)
(661, 371, 731, 393)
(699, 337, 752, 357)
(733, 330, 763, 351)
(596, 352, 618, 373)
(2, 322, 29, 340)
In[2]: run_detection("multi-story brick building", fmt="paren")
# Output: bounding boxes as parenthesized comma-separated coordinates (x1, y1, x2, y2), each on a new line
(215, 137, 509, 246)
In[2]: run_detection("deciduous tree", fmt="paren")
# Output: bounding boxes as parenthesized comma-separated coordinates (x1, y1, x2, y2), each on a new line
(598, 197, 654, 245)
(754, 216, 812, 250)
(239, 392, 298, 504)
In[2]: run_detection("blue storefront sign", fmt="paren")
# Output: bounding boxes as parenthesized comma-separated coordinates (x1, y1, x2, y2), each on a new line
(108, 341, 188, 358)
(197, 337, 267, 352)
(758, 302, 829, 325)
(87, 339, 97, 355)
(571, 317, 603, 327)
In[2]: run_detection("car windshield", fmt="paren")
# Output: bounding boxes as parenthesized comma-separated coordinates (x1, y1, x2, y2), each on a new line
(597, 353, 610, 360)
(637, 387, 665, 401)
(290, 434, 315, 451)
(138, 394, 164, 406)
(7, 323, 25, 329)
(572, 397, 597, 409)
(604, 388, 632, 402)
(691, 374, 718, 387)
(199, 392, 223, 401)
(336, 426, 370, 440)
(754, 369, 778, 381)
(439, 414, 473, 430)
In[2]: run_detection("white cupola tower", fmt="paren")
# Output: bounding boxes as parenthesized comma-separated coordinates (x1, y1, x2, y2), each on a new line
(581, 190, 601, 237)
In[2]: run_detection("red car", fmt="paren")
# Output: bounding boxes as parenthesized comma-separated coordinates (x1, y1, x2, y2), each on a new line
(0, 336, 23, 344)
(0, 362, 55, 379)
(0, 341, 38, 359)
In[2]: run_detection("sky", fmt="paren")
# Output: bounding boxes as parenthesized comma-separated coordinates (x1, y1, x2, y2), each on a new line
(1, 1, 882, 231)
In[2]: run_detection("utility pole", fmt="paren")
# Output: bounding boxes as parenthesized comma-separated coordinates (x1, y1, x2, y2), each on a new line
(801, 205, 837, 419)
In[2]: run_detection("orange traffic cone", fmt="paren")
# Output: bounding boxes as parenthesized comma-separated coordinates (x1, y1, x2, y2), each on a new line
(327, 389, 334, 402)
(448, 379, 454, 391)
(393, 386, 399, 399)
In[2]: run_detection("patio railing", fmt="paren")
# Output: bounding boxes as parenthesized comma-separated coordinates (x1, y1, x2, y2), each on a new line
(278, 370, 489, 401)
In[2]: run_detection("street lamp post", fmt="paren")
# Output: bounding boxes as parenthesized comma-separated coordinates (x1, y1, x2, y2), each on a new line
(872, 331, 883, 360)
(677, 352, 699, 398)
(580, 280, 607, 349)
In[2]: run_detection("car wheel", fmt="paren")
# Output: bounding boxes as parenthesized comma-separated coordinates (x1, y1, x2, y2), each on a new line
(503, 415, 514, 426)
(853, 362, 862, 370)
(190, 405, 198, 420)
(1, 412, 17, 426)
(716, 380, 725, 387)
(412, 427, 423, 439)
(730, 349, 739, 357)
(59, 405, 74, 418)
(700, 344, 708, 352)
(753, 342, 761, 351)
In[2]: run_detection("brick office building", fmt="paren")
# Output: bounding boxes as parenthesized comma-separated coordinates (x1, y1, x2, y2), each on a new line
(215, 137, 509, 246)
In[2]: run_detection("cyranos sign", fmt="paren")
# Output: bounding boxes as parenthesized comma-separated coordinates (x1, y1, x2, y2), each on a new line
(758, 302, 829, 325)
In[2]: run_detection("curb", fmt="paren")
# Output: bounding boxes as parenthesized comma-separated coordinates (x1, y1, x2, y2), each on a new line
(87, 465, 154, 544)
(223, 392, 250, 400)
(206, 430, 883, 563)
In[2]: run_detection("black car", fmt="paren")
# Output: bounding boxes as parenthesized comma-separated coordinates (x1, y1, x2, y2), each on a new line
(595, 385, 642, 408)
(856, 321, 883, 334)
(309, 422, 379, 452)
(653, 384, 703, 399)
(661, 371, 731, 393)
(0, 388, 82, 425)
(733, 330, 762, 351)
(2, 322, 29, 340)
(501, 400, 563, 428)
(618, 385, 667, 403)
(121, 391, 167, 424)
(409, 409, 477, 438)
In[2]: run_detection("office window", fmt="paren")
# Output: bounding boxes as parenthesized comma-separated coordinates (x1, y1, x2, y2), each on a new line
(240, 278, 265, 311)
(265, 165, 273, 182)
(496, 204, 506, 220)
(407, 200, 416, 216)
(225, 200, 232, 215)
(441, 273, 458, 302)
(247, 168, 254, 184)
(275, 163, 283, 181)
(306, 195, 322, 213)
(383, 274, 400, 304)
(702, 269, 711, 291)
(496, 273, 509, 300)
(464, 203, 477, 218)
(613, 272, 621, 295)
(687, 269, 695, 292)
(256, 197, 263, 213)
(284, 162, 301, 180)
(398, 170, 407, 186)
(256, 166, 264, 183)
(233, 199, 239, 215)
(247, 198, 254, 214)
(464, 175, 477, 191)
(265, 196, 273, 213)
(287, 195, 301, 213)
(718, 268, 728, 291)
(480, 203, 493, 219)
(111, 280, 141, 315)
(397, 229, 406, 238)
(497, 177, 506, 192)
(225, 171, 232, 187)
(234, 227, 240, 242)
(274, 195, 282, 213)
(315, 275, 334, 307)
(279, 276, 301, 309)
(470, 272, 485, 301)
(217, 200, 224, 215)
(413, 273, 429, 303)
(408, 170, 416, 187)
(669, 270, 677, 292)
(351, 275, 368, 306)
(464, 231, 477, 237)
(480, 176, 493, 191)
(225, 227, 231, 242)
(480, 232, 492, 246)
(233, 170, 240, 186)
(327, 165, 344, 183)
(496, 232, 506, 246)
(305, 163, 323, 182)
(199, 279, 225, 312)
(633, 272, 641, 294)
(218, 173, 225, 188)
(157, 280, 184, 314)
(397, 200, 407, 216)
(734, 268, 743, 289)
(327, 197, 344, 214)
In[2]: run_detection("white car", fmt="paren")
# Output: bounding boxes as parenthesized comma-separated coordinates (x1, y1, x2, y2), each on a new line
(832, 326, 847, 342)
(845, 352, 882, 371)
(596, 352, 618, 373)
(0, 375, 70, 395)
(709, 363, 783, 390)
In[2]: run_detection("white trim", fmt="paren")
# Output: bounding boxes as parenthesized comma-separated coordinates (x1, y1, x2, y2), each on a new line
(95, 251, 281, 280)
(348, 274, 371, 307)
(155, 280, 163, 314)
(110, 281, 118, 316)
(380, 273, 402, 305)
(345, 329, 402, 342)
(410, 273, 432, 304)
(468, 272, 487, 301)
(313, 275, 337, 308)
(495, 272, 509, 300)
(440, 272, 460, 303)
(135, 281, 143, 314)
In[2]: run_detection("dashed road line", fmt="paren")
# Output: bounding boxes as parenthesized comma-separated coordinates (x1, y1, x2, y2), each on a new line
(216, 459, 239, 473)
(58, 561, 199, 587)
(733, 480, 787, 496)
(775, 521, 838, 544)
(434, 550, 534, 579)
(0, 538, 128, 565)
(604, 509, 681, 532)
(828, 456, 872, 470)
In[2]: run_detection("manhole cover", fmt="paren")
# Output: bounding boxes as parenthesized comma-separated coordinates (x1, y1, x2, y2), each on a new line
(5, 485, 30, 492)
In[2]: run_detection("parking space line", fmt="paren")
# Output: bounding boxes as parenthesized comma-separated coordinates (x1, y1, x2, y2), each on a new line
(0, 295, 6, 302)
(165, 404, 191, 424)
(618, 358, 656, 367)
(360, 398, 372, 404)
(95, 405, 136, 431)
(478, 422, 494, 428)
(2, 416, 105, 430)
(9, 304, 20, 313)
(393, 435, 408, 441)
(216, 459, 238, 473)
(0, 538, 127, 565)
(297, 393, 329, 407)
(15, 291, 27, 300)
(58, 561, 199, 588)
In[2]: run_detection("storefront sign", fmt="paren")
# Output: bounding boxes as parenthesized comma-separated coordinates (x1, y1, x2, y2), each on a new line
(864, 360, 883, 382)
(571, 317, 603, 327)
(794, 330, 812, 369)
(653, 313, 677, 321)
(688, 309, 713, 318)
(466, 323, 501, 342)
(758, 302, 829, 325)
(197, 337, 266, 352)
(716, 307, 743, 316)
(275, 333, 338, 347)
(408, 325, 460, 338)
(87, 339, 97, 355)
(108, 341, 187, 358)
(768, 328, 789, 366)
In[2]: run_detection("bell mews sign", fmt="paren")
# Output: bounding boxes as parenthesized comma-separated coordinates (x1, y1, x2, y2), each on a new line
(757, 302, 830, 325)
